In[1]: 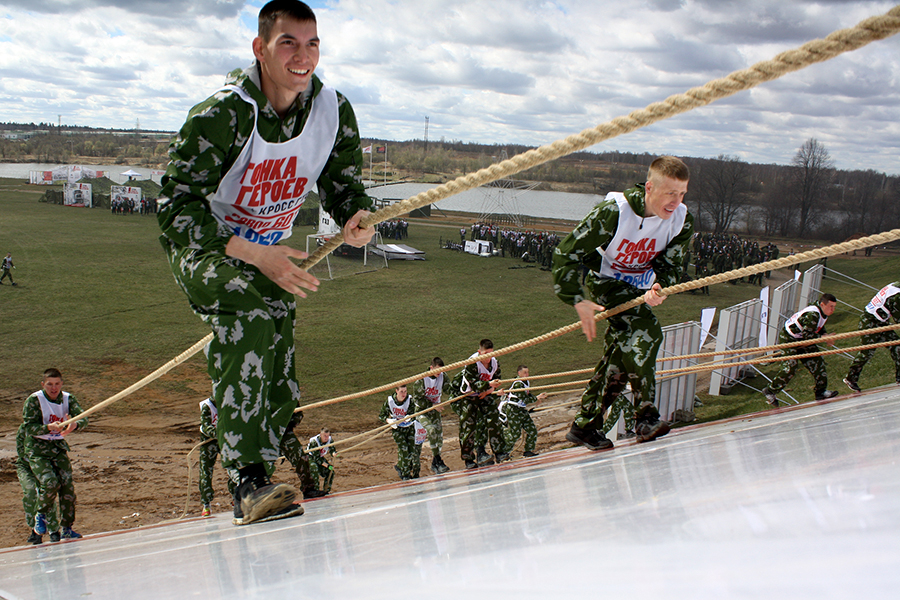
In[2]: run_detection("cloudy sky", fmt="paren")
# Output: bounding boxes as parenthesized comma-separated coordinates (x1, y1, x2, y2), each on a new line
(1, 0, 898, 174)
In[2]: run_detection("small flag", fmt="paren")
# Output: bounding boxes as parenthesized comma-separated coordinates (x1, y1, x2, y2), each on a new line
(376, 146, 386, 153)
(362, 145, 372, 154)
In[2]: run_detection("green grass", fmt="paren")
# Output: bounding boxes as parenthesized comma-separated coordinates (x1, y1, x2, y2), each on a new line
(3, 177, 899, 427)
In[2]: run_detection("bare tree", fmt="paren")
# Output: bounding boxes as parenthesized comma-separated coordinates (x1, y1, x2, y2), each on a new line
(761, 172, 796, 236)
(789, 138, 834, 237)
(691, 155, 750, 233)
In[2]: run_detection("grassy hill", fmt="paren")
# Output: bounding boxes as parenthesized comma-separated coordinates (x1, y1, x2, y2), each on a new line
(2, 177, 899, 428)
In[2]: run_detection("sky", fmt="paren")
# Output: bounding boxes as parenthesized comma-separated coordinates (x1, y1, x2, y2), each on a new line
(1, 0, 898, 174)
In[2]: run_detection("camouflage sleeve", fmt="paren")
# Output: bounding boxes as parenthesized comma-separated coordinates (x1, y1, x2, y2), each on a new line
(651, 211, 695, 288)
(378, 399, 391, 423)
(552, 201, 619, 306)
(22, 394, 48, 438)
(157, 92, 249, 253)
(316, 92, 374, 228)
(798, 310, 824, 339)
(463, 363, 495, 395)
(199, 403, 215, 439)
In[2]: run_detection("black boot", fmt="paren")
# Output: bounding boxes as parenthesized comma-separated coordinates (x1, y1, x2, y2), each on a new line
(634, 402, 670, 443)
(565, 423, 614, 450)
(233, 463, 301, 526)
(431, 455, 450, 474)
(475, 446, 494, 466)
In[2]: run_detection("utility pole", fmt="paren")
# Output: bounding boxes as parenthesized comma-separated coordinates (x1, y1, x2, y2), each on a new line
(424, 116, 429, 153)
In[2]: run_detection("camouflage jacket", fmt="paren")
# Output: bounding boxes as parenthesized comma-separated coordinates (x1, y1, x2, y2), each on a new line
(22, 392, 88, 458)
(552, 184, 694, 306)
(158, 64, 372, 253)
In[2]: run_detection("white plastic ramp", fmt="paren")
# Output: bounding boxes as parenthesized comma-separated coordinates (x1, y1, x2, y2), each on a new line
(2, 390, 899, 599)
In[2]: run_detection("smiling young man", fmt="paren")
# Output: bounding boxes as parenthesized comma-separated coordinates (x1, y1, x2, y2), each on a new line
(552, 156, 693, 451)
(158, 0, 374, 525)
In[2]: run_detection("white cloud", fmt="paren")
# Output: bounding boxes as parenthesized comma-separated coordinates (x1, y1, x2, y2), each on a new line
(0, 0, 897, 174)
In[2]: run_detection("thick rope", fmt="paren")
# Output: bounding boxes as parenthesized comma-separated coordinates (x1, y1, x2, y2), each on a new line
(299, 6, 900, 271)
(297, 229, 900, 413)
(57, 7, 900, 428)
(57, 335, 212, 428)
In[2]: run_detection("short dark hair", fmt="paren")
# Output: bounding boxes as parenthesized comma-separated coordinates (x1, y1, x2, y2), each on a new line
(259, 0, 316, 41)
(479, 339, 494, 350)
(517, 365, 528, 373)
(820, 293, 837, 304)
(431, 357, 444, 367)
(43, 368, 62, 380)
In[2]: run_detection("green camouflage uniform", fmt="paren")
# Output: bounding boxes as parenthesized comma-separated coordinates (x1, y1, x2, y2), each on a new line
(451, 358, 505, 463)
(277, 411, 317, 491)
(158, 65, 372, 471)
(22, 390, 88, 530)
(16, 425, 59, 532)
(768, 305, 830, 395)
(306, 433, 336, 493)
(600, 394, 636, 436)
(499, 380, 539, 453)
(846, 282, 900, 386)
(411, 374, 452, 457)
(379, 395, 422, 479)
(552, 184, 693, 431)
(198, 399, 237, 506)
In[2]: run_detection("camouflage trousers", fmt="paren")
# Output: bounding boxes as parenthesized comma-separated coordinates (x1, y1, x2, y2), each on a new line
(600, 395, 636, 435)
(30, 450, 76, 529)
(576, 284, 662, 430)
(308, 455, 334, 492)
(456, 397, 505, 461)
(417, 410, 444, 456)
(198, 437, 237, 506)
(846, 313, 900, 384)
(17, 458, 59, 531)
(500, 404, 537, 453)
(164, 241, 299, 470)
(279, 425, 316, 491)
(768, 334, 827, 394)
(391, 426, 422, 479)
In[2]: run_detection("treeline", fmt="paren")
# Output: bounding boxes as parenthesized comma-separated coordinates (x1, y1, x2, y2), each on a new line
(0, 132, 169, 167)
(368, 138, 899, 242)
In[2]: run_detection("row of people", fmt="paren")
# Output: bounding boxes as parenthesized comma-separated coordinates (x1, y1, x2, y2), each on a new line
(376, 219, 408, 240)
(763, 284, 900, 405)
(463, 222, 562, 266)
(379, 344, 547, 479)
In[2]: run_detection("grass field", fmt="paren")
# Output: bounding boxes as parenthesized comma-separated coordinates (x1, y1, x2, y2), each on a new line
(2, 176, 899, 426)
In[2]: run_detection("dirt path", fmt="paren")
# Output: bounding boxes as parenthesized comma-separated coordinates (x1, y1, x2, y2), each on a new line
(0, 371, 580, 549)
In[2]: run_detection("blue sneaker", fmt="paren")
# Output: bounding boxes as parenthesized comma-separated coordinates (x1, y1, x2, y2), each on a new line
(60, 527, 82, 539)
(34, 513, 47, 535)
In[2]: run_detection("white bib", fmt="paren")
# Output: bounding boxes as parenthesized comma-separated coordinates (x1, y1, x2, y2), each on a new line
(200, 398, 218, 428)
(785, 306, 827, 339)
(388, 395, 413, 427)
(460, 353, 498, 394)
(210, 85, 339, 246)
(308, 434, 331, 458)
(423, 374, 444, 404)
(866, 284, 900, 322)
(597, 195, 687, 290)
(35, 391, 69, 441)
